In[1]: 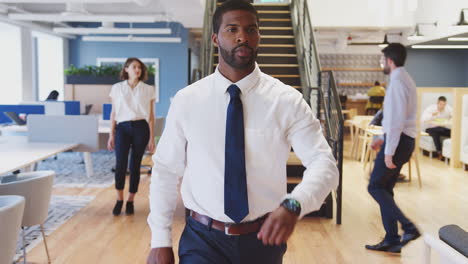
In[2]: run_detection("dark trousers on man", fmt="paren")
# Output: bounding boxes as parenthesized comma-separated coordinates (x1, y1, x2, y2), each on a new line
(368, 134, 417, 243)
(178, 216, 286, 264)
(114, 120, 149, 193)
(425, 126, 451, 153)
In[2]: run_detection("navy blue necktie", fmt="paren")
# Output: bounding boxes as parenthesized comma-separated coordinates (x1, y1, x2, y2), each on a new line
(224, 84, 249, 223)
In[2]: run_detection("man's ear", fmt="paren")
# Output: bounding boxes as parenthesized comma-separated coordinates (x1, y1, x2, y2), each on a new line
(212, 33, 219, 47)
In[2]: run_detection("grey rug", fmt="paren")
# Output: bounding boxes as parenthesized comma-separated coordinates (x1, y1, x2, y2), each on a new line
(14, 195, 94, 262)
(37, 150, 116, 188)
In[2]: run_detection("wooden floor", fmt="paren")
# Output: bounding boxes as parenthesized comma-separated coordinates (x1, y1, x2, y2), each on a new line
(26, 141, 468, 264)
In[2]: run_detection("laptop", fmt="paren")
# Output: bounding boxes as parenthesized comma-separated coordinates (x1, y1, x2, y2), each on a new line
(83, 104, 93, 115)
(3, 111, 27, 125)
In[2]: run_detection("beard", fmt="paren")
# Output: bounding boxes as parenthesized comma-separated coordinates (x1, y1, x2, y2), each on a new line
(219, 43, 257, 70)
(383, 66, 391, 75)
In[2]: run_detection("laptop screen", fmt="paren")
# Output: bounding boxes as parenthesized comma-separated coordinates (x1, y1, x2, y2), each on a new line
(3, 112, 27, 125)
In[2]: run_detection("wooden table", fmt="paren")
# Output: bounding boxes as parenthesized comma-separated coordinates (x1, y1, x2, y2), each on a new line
(0, 136, 78, 175)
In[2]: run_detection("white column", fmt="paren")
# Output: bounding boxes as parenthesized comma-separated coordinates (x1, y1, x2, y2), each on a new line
(20, 27, 35, 101)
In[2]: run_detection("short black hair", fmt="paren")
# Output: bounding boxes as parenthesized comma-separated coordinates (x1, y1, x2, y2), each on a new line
(374, 81, 380, 86)
(212, 0, 259, 34)
(438, 96, 447, 102)
(381, 43, 407, 67)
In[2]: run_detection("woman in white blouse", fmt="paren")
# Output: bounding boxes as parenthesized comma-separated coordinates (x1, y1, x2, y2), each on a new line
(107, 58, 155, 215)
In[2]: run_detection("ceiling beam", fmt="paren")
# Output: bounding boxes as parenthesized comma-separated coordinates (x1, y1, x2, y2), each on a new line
(9, 13, 167, 22)
(82, 35, 181, 43)
(53, 27, 172, 35)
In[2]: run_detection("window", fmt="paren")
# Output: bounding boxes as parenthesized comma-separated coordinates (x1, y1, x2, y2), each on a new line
(33, 31, 64, 101)
(0, 22, 22, 104)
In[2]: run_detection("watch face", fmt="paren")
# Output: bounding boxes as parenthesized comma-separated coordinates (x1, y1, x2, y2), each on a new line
(283, 199, 301, 215)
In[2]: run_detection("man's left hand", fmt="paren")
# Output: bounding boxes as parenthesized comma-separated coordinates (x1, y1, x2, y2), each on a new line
(384, 154, 396, 169)
(257, 206, 298, 246)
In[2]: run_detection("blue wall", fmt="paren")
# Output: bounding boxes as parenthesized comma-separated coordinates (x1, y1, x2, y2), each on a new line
(68, 22, 189, 117)
(406, 49, 468, 87)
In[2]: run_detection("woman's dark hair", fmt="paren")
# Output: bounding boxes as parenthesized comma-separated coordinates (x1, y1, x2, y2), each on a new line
(438, 96, 447, 102)
(46, 90, 59, 101)
(212, 0, 259, 34)
(119, 57, 148, 81)
(381, 43, 407, 67)
(374, 81, 381, 86)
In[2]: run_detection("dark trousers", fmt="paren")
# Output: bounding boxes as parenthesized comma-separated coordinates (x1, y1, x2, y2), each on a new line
(179, 216, 286, 264)
(368, 134, 417, 243)
(425, 126, 451, 152)
(114, 120, 149, 193)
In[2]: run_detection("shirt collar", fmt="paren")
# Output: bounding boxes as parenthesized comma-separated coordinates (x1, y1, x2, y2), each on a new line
(390, 67, 405, 79)
(214, 63, 261, 95)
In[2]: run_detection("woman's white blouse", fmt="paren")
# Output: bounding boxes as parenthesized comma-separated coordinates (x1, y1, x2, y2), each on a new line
(109, 80, 155, 123)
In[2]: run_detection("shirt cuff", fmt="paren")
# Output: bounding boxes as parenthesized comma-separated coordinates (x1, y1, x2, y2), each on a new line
(150, 230, 172, 248)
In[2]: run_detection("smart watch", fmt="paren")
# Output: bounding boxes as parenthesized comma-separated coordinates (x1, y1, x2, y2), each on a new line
(281, 198, 301, 216)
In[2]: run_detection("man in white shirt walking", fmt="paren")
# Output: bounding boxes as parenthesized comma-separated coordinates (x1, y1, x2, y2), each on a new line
(366, 43, 420, 253)
(421, 96, 453, 159)
(146, 1, 338, 263)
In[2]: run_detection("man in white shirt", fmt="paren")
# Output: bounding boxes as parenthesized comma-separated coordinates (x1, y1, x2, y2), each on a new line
(146, 1, 338, 263)
(421, 96, 452, 159)
(366, 43, 420, 253)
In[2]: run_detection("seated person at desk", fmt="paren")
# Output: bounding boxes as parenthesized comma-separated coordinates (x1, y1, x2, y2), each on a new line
(421, 96, 453, 159)
(45, 90, 59, 101)
(365, 81, 386, 114)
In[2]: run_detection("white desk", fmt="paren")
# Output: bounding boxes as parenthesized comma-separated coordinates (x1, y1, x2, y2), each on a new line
(0, 124, 110, 134)
(0, 136, 78, 175)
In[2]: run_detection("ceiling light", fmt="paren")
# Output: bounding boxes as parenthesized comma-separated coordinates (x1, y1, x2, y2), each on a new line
(457, 8, 468, 26)
(53, 27, 171, 35)
(411, 45, 468, 49)
(448, 37, 468, 41)
(407, 22, 437, 41)
(82, 36, 182, 43)
(8, 13, 163, 22)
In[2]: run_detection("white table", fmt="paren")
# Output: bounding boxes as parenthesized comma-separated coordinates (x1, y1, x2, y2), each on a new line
(0, 136, 78, 175)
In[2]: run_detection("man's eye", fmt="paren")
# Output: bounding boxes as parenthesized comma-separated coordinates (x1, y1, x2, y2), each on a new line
(248, 28, 258, 33)
(227, 28, 237, 32)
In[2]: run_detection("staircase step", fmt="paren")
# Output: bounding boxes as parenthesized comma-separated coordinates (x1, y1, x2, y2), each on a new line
(258, 12, 291, 19)
(253, 4, 290, 11)
(261, 30, 294, 36)
(259, 18, 291, 22)
(259, 19, 292, 27)
(261, 35, 294, 39)
(260, 26, 293, 30)
(258, 45, 297, 54)
(260, 66, 299, 75)
(258, 10, 290, 14)
(260, 37, 295, 44)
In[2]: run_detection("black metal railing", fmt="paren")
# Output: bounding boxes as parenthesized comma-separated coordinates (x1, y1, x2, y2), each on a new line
(318, 70, 344, 225)
(200, 0, 217, 78)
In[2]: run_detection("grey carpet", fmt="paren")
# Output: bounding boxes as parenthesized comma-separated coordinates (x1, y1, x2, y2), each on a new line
(14, 195, 95, 262)
(37, 150, 116, 188)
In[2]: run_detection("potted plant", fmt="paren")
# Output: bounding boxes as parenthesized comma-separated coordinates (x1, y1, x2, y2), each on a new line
(65, 64, 156, 85)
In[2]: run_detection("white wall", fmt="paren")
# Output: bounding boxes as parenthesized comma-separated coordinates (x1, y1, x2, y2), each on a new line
(0, 22, 22, 104)
(308, 0, 415, 28)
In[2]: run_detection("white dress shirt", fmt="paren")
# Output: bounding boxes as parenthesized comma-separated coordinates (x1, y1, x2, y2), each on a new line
(148, 64, 339, 248)
(109, 80, 155, 123)
(382, 67, 417, 155)
(420, 104, 453, 130)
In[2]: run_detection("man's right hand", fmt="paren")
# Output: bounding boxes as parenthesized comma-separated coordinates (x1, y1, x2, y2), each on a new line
(370, 138, 384, 151)
(147, 247, 174, 264)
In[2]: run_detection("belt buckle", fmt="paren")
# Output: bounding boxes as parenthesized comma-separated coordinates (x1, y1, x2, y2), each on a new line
(224, 224, 240, 236)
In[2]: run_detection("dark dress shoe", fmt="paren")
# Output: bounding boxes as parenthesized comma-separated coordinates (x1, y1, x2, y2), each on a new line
(125, 201, 134, 215)
(401, 229, 421, 246)
(113, 200, 123, 216)
(365, 240, 402, 253)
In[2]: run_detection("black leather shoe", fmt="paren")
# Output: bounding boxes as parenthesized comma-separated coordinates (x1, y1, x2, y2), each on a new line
(401, 229, 421, 246)
(125, 201, 134, 215)
(365, 240, 402, 253)
(113, 200, 123, 216)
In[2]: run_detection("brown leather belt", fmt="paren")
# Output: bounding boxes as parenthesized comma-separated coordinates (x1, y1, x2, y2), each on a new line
(190, 211, 266, 236)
